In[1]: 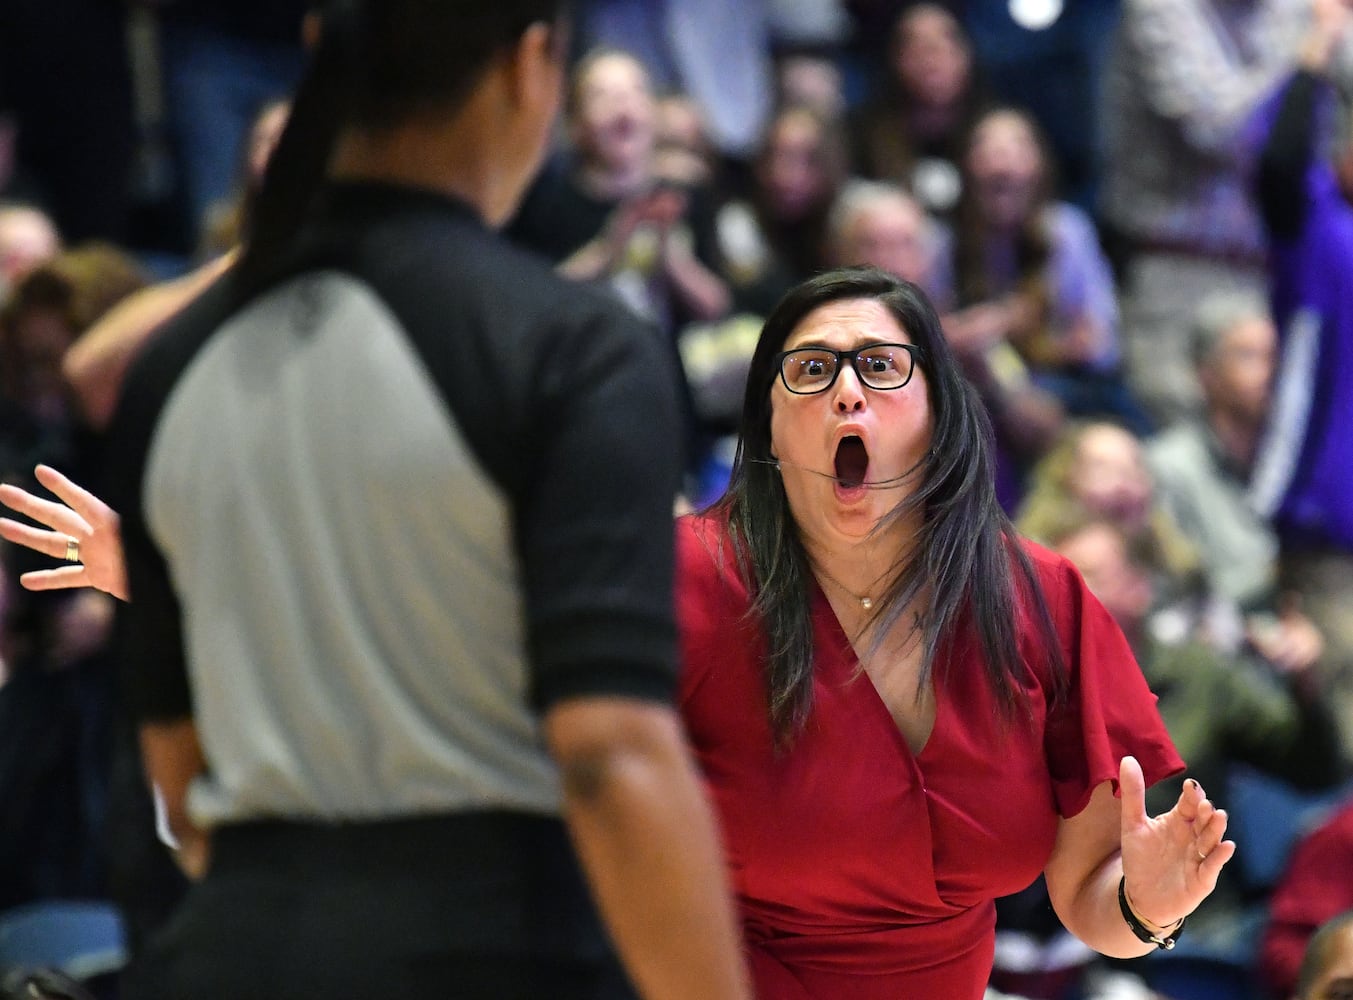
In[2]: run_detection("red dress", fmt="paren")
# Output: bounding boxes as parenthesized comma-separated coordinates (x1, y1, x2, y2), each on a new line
(675, 515, 1183, 999)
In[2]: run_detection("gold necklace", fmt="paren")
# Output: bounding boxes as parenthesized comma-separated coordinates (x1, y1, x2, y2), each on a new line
(812, 564, 877, 611)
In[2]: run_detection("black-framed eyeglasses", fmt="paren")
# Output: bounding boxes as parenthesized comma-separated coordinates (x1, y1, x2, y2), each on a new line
(774, 342, 921, 395)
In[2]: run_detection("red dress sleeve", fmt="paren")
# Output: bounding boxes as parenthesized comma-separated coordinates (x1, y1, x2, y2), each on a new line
(1026, 541, 1185, 818)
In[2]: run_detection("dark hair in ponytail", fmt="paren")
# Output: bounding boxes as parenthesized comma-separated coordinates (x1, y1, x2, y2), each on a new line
(236, 0, 570, 292)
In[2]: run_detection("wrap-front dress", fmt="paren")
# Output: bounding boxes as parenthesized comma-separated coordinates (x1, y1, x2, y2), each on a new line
(675, 514, 1183, 999)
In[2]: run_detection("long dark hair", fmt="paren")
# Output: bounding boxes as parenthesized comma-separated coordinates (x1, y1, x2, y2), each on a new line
(711, 266, 1067, 743)
(236, 0, 571, 292)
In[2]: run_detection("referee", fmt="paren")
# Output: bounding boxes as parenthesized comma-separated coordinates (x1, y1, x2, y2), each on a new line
(106, 2, 750, 998)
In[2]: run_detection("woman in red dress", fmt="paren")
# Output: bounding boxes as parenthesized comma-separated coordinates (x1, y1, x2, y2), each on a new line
(675, 266, 1232, 997)
(1, 266, 1235, 999)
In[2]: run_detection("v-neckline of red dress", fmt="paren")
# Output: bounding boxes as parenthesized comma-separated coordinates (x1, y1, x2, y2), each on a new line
(810, 580, 943, 766)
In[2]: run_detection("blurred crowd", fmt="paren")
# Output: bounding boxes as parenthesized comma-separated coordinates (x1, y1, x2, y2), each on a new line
(3, 1, 1353, 999)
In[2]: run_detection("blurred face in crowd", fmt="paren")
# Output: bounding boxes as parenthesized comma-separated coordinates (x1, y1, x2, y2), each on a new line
(966, 110, 1045, 232)
(1070, 423, 1154, 530)
(3, 304, 74, 418)
(0, 207, 60, 293)
(759, 108, 836, 220)
(836, 192, 931, 287)
(778, 55, 846, 121)
(892, 4, 971, 111)
(653, 94, 713, 186)
(1054, 523, 1154, 635)
(570, 51, 656, 176)
(1200, 313, 1276, 427)
(1305, 923, 1353, 1000)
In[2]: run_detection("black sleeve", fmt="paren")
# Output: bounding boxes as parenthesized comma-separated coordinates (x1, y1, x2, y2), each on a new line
(112, 504, 192, 722)
(518, 302, 686, 709)
(1258, 71, 1322, 241)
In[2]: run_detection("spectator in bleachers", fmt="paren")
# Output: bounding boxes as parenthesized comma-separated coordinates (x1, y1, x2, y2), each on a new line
(1260, 806, 1353, 998)
(715, 104, 848, 315)
(1292, 910, 1353, 1000)
(653, 93, 718, 190)
(850, 3, 986, 219)
(776, 53, 849, 123)
(826, 179, 938, 293)
(509, 48, 730, 331)
(1018, 422, 1209, 640)
(1253, 16, 1353, 770)
(573, 0, 774, 159)
(1100, 0, 1353, 424)
(0, 202, 61, 305)
(1, 245, 145, 446)
(941, 107, 1150, 435)
(961, 0, 1122, 211)
(1147, 292, 1325, 677)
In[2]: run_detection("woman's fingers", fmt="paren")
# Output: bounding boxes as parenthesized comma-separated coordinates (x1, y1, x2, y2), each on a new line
(0, 485, 91, 537)
(1197, 839, 1237, 884)
(1174, 779, 1206, 822)
(18, 565, 92, 592)
(34, 464, 111, 521)
(1193, 796, 1215, 831)
(1195, 806, 1230, 853)
(0, 517, 82, 561)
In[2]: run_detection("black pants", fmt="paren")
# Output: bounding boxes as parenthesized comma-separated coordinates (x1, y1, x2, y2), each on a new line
(122, 813, 637, 1000)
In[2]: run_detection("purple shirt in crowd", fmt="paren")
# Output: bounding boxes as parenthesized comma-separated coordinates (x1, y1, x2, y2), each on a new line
(1253, 163, 1353, 551)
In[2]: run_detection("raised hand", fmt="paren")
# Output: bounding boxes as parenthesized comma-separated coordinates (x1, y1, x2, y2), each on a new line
(1117, 755, 1236, 930)
(0, 464, 128, 601)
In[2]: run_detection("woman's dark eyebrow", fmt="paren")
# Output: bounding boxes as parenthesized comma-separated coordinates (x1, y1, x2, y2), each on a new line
(783, 340, 903, 352)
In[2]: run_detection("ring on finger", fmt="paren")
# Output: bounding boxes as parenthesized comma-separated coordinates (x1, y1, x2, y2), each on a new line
(64, 537, 81, 563)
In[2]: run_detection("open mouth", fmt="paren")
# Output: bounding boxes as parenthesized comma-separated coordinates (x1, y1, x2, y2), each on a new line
(604, 115, 640, 141)
(834, 436, 869, 489)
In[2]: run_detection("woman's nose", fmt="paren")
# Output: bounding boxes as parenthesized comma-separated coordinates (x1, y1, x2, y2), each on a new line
(833, 366, 867, 412)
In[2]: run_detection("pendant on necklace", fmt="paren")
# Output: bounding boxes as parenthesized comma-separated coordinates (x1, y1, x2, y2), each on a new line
(860, 597, 873, 610)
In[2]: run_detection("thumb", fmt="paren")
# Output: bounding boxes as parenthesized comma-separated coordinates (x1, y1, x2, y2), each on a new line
(1119, 755, 1148, 831)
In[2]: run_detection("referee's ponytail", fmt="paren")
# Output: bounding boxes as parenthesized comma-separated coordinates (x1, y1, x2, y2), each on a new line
(236, 0, 571, 294)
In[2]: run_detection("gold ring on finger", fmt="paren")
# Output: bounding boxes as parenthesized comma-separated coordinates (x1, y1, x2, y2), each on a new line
(64, 537, 81, 563)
